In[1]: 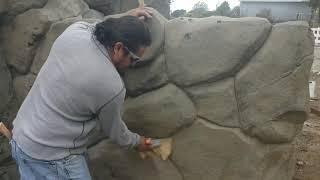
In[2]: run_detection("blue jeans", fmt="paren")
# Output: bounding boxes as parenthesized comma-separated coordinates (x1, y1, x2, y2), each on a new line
(10, 139, 92, 180)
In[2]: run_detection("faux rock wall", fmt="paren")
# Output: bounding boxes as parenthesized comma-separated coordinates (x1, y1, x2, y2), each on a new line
(0, 1, 314, 180)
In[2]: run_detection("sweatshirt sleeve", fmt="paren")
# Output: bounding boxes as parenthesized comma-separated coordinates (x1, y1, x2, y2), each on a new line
(97, 88, 140, 149)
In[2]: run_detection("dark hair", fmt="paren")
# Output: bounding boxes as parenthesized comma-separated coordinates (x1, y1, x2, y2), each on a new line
(93, 16, 151, 53)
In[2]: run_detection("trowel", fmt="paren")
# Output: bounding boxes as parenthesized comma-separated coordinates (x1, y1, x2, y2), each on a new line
(139, 138, 173, 160)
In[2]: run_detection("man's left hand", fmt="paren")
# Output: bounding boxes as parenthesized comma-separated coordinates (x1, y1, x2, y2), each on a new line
(127, 7, 153, 20)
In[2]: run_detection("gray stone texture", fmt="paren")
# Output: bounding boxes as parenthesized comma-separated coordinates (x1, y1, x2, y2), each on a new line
(165, 16, 272, 87)
(0, 137, 11, 165)
(4, 0, 89, 74)
(144, 0, 170, 19)
(88, 139, 182, 180)
(82, 9, 104, 19)
(6, 0, 48, 16)
(0, 0, 8, 15)
(123, 84, 196, 138)
(84, 0, 115, 15)
(124, 54, 168, 96)
(172, 120, 296, 180)
(140, 8, 166, 62)
(0, 163, 19, 180)
(4, 9, 52, 74)
(0, 49, 12, 113)
(186, 78, 240, 128)
(236, 21, 314, 143)
(13, 74, 36, 105)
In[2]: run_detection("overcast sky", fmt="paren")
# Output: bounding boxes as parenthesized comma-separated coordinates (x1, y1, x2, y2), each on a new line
(170, 0, 240, 12)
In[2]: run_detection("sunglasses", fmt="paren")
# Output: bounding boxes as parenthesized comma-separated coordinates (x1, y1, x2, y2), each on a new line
(123, 46, 142, 67)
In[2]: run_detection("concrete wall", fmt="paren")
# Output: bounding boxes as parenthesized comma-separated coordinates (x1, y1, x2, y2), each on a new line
(240, 1, 312, 22)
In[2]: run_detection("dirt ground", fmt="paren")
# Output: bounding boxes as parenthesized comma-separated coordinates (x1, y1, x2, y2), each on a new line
(292, 47, 320, 180)
(293, 109, 320, 180)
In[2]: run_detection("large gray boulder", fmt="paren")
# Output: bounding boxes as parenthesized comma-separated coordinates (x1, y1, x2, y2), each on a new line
(0, 136, 11, 165)
(4, 9, 52, 74)
(0, 163, 19, 180)
(165, 16, 272, 87)
(13, 74, 36, 105)
(82, 9, 104, 19)
(140, 9, 167, 62)
(44, 0, 89, 19)
(0, 0, 8, 15)
(186, 78, 240, 128)
(4, 0, 89, 74)
(84, 0, 115, 15)
(123, 54, 168, 96)
(123, 84, 196, 138)
(0, 49, 12, 113)
(236, 21, 314, 143)
(7, 0, 47, 16)
(145, 0, 170, 18)
(88, 140, 182, 180)
(172, 120, 296, 180)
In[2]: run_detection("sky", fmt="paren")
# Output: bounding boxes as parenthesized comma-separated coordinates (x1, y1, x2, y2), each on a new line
(170, 0, 240, 12)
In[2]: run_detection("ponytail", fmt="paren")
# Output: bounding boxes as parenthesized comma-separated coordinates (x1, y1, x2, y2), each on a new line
(93, 16, 151, 53)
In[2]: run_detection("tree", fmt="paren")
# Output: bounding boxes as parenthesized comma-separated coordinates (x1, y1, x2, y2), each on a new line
(309, 0, 320, 25)
(230, 6, 240, 18)
(171, 9, 187, 18)
(215, 1, 231, 16)
(192, 1, 209, 11)
(186, 1, 211, 18)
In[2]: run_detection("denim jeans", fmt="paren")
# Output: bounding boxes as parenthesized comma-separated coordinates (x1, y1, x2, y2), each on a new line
(10, 139, 92, 180)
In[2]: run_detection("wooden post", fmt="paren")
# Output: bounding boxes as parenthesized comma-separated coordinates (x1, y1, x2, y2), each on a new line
(0, 122, 12, 140)
(138, 0, 145, 8)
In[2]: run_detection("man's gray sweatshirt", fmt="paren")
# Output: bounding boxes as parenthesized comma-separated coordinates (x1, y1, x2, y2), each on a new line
(12, 22, 141, 161)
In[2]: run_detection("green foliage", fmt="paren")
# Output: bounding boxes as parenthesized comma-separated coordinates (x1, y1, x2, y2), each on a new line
(192, 1, 209, 11)
(309, 0, 320, 9)
(187, 1, 232, 18)
(187, 9, 215, 18)
(170, 1, 240, 19)
(215, 1, 231, 16)
(171, 9, 187, 18)
(309, 0, 320, 24)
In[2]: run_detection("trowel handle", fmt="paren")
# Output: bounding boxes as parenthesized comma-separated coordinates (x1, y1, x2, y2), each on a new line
(0, 122, 12, 140)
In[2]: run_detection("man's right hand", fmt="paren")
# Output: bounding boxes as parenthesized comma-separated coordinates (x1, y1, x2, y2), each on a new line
(137, 136, 153, 152)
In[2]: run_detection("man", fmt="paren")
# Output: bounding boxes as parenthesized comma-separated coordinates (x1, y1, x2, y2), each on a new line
(10, 7, 154, 180)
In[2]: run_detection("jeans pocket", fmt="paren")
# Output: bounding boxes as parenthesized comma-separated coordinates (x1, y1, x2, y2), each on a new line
(20, 154, 53, 165)
(9, 139, 17, 161)
(64, 154, 78, 162)
(62, 154, 91, 179)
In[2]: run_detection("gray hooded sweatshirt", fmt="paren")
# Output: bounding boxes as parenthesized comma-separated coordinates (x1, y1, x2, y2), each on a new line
(12, 22, 140, 161)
